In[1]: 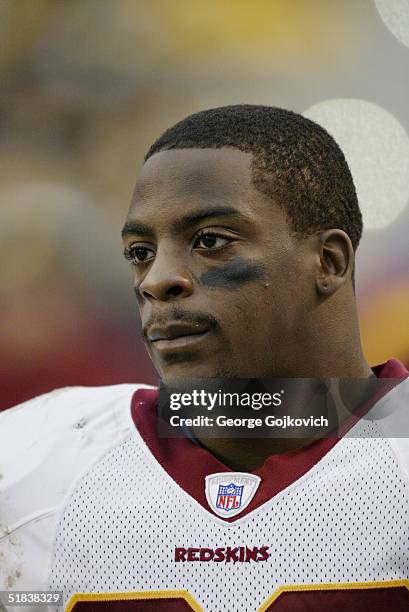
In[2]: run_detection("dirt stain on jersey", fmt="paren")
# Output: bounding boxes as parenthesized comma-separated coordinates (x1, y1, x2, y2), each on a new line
(0, 541, 23, 590)
(6, 568, 21, 589)
(0, 503, 23, 591)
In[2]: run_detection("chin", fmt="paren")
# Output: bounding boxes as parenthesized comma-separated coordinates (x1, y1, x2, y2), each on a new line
(157, 360, 221, 384)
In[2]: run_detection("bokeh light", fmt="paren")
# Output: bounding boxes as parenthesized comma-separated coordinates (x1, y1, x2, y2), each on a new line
(304, 99, 409, 230)
(375, 0, 409, 49)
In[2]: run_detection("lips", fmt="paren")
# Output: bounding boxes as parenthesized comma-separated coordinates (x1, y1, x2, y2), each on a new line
(147, 323, 209, 343)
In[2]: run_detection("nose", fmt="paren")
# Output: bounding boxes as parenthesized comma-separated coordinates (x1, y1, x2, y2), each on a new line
(137, 251, 194, 302)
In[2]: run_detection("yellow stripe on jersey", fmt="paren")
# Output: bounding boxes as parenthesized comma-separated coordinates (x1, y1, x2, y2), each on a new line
(65, 589, 203, 612)
(258, 579, 409, 611)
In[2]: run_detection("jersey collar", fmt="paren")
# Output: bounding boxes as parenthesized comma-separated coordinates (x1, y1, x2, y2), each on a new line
(130, 359, 408, 521)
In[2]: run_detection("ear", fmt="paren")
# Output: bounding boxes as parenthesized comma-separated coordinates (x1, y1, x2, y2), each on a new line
(315, 229, 354, 296)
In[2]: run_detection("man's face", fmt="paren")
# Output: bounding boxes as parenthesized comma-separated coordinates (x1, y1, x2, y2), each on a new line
(123, 147, 313, 381)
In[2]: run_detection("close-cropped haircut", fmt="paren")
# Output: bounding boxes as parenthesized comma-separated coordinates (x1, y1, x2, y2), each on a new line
(145, 104, 362, 252)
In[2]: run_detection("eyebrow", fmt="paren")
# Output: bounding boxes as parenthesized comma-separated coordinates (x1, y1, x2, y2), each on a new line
(172, 206, 249, 232)
(121, 206, 249, 239)
(121, 222, 155, 239)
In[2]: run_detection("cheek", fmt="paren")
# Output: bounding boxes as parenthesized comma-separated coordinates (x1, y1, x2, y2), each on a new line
(216, 285, 274, 341)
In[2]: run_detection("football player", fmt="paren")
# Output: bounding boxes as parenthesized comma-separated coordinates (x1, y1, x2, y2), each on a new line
(1, 105, 408, 611)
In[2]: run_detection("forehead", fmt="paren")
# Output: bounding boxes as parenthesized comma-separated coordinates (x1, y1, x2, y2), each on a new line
(130, 148, 254, 215)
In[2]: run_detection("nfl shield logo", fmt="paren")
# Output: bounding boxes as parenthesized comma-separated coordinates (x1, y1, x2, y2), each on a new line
(205, 472, 261, 519)
(216, 483, 244, 511)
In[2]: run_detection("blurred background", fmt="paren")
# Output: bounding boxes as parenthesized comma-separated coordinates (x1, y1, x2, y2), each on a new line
(1, 0, 408, 409)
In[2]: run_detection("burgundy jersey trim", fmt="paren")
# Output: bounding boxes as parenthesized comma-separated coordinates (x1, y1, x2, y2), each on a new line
(130, 360, 408, 522)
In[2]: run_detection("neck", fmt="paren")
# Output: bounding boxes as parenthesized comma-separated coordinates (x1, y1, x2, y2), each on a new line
(194, 349, 374, 472)
(278, 318, 372, 379)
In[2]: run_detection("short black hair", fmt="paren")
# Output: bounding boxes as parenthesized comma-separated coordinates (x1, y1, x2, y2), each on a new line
(145, 104, 362, 252)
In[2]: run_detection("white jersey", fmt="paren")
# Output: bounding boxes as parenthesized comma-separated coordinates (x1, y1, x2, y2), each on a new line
(1, 361, 409, 612)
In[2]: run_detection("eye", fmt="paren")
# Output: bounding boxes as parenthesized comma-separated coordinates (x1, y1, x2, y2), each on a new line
(193, 231, 234, 250)
(123, 244, 155, 265)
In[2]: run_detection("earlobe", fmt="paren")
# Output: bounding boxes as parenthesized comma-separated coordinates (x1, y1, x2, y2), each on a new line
(315, 229, 354, 296)
(317, 279, 331, 295)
